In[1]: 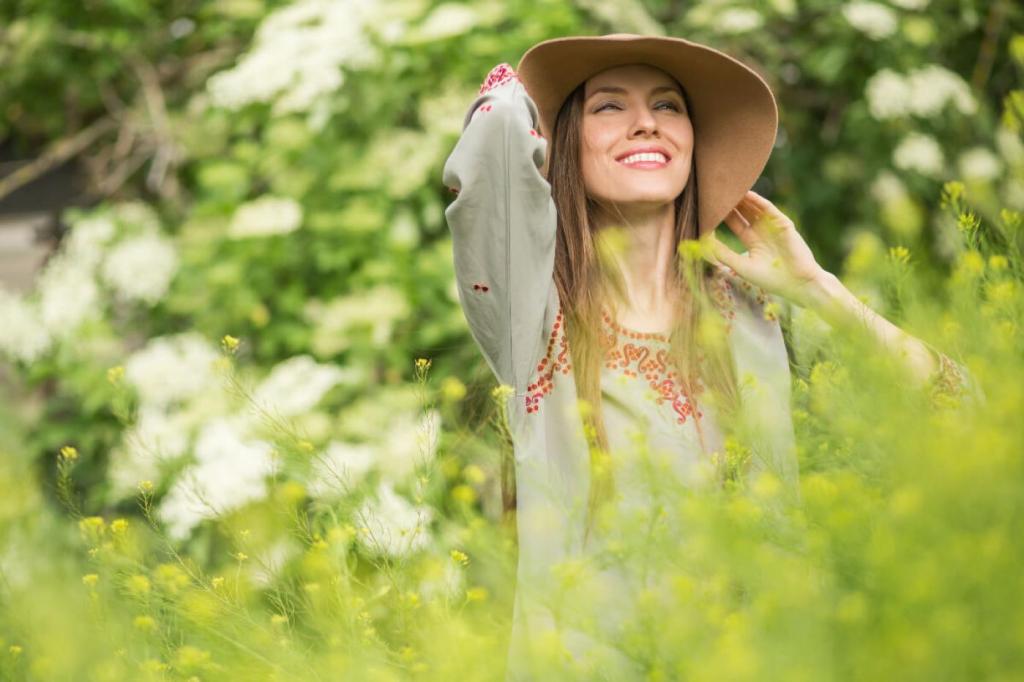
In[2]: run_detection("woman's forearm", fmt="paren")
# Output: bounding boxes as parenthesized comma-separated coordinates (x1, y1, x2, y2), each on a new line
(799, 270, 940, 386)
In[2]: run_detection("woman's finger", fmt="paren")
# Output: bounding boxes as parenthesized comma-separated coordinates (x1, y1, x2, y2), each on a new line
(723, 208, 757, 249)
(734, 194, 763, 226)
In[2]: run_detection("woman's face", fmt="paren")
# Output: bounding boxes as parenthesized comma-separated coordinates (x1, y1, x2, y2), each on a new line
(581, 64, 693, 209)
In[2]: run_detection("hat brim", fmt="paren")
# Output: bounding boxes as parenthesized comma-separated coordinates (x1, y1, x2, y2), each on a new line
(516, 34, 778, 236)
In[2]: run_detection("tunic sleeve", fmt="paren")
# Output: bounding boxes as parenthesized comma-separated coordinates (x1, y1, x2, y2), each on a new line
(441, 64, 557, 395)
(712, 264, 801, 495)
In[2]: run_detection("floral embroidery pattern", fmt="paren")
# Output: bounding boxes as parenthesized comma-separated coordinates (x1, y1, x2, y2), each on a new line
(523, 306, 711, 424)
(479, 63, 520, 95)
(524, 308, 571, 413)
(599, 308, 704, 425)
(707, 265, 774, 330)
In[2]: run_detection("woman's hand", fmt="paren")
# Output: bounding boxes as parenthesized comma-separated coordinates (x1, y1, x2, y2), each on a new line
(700, 190, 828, 309)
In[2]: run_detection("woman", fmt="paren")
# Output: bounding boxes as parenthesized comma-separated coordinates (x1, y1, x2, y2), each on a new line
(442, 34, 968, 680)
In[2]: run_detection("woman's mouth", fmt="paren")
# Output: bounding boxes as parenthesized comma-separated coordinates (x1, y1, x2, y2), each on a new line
(617, 152, 669, 169)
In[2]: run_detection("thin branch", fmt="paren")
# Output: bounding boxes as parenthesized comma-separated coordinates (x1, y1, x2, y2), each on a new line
(0, 117, 116, 202)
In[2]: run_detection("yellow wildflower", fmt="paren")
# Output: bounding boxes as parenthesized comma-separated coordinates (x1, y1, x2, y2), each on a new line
(271, 614, 289, 626)
(440, 376, 467, 402)
(110, 518, 128, 534)
(466, 587, 489, 602)
(491, 384, 514, 401)
(297, 439, 314, 453)
(127, 575, 151, 595)
(450, 549, 469, 566)
(78, 516, 105, 535)
(82, 573, 99, 587)
(462, 464, 486, 484)
(107, 365, 124, 385)
(133, 615, 156, 632)
(9, 645, 22, 656)
(989, 254, 1009, 270)
(956, 211, 980, 236)
(138, 480, 154, 493)
(139, 659, 167, 673)
(211, 576, 225, 589)
(221, 335, 240, 353)
(677, 239, 704, 261)
(234, 552, 248, 562)
(59, 445, 78, 461)
(889, 245, 910, 265)
(414, 357, 431, 371)
(958, 250, 985, 276)
(451, 485, 477, 504)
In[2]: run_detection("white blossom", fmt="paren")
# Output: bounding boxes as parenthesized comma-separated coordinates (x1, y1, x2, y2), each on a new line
(206, 0, 382, 114)
(412, 4, 480, 41)
(889, 0, 929, 9)
(870, 170, 908, 204)
(893, 132, 945, 177)
(124, 333, 221, 408)
(907, 65, 976, 118)
(865, 69, 911, 119)
(996, 126, 1024, 165)
(102, 232, 178, 304)
(111, 201, 162, 234)
(36, 253, 101, 337)
(0, 289, 51, 362)
(63, 214, 117, 269)
(108, 407, 194, 499)
(355, 481, 433, 558)
(307, 440, 376, 499)
(253, 355, 351, 417)
(958, 147, 1002, 182)
(306, 286, 410, 356)
(865, 65, 976, 121)
(717, 8, 763, 34)
(378, 409, 441, 482)
(842, 1, 898, 40)
(157, 417, 278, 540)
(228, 196, 303, 238)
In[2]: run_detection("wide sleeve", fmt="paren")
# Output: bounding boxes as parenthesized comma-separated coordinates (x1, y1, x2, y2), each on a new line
(441, 64, 558, 395)
(711, 264, 801, 497)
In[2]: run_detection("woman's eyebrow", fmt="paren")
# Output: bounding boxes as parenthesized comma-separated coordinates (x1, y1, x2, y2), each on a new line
(585, 85, 684, 100)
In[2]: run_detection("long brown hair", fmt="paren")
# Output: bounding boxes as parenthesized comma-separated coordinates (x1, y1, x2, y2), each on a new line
(500, 78, 743, 543)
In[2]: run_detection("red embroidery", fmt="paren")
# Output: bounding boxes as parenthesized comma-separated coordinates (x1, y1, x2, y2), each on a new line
(524, 309, 571, 414)
(707, 265, 774, 331)
(600, 309, 704, 425)
(479, 63, 520, 95)
(472, 283, 490, 292)
(521, 305, 705, 425)
(529, 129, 540, 138)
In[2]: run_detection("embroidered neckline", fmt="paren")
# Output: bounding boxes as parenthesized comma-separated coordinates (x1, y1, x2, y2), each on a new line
(599, 306, 672, 343)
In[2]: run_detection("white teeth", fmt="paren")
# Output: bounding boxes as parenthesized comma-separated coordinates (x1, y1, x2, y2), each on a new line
(619, 152, 667, 164)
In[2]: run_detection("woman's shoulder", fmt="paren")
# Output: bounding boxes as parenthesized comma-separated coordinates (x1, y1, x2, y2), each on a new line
(706, 262, 781, 327)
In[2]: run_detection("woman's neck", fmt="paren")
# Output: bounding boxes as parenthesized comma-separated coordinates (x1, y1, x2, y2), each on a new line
(594, 201, 680, 327)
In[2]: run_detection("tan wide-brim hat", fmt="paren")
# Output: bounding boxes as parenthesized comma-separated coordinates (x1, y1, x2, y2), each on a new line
(516, 33, 778, 236)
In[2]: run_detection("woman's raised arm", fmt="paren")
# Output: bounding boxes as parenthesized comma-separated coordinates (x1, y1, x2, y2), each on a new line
(442, 64, 558, 396)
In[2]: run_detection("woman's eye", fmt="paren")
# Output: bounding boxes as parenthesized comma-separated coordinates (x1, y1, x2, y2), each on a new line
(595, 102, 621, 112)
(656, 101, 682, 111)
(596, 101, 682, 112)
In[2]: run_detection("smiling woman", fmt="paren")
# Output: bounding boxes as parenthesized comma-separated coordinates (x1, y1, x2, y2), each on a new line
(442, 33, 974, 681)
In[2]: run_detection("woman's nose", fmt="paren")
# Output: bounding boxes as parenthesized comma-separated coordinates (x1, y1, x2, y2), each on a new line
(629, 108, 658, 136)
